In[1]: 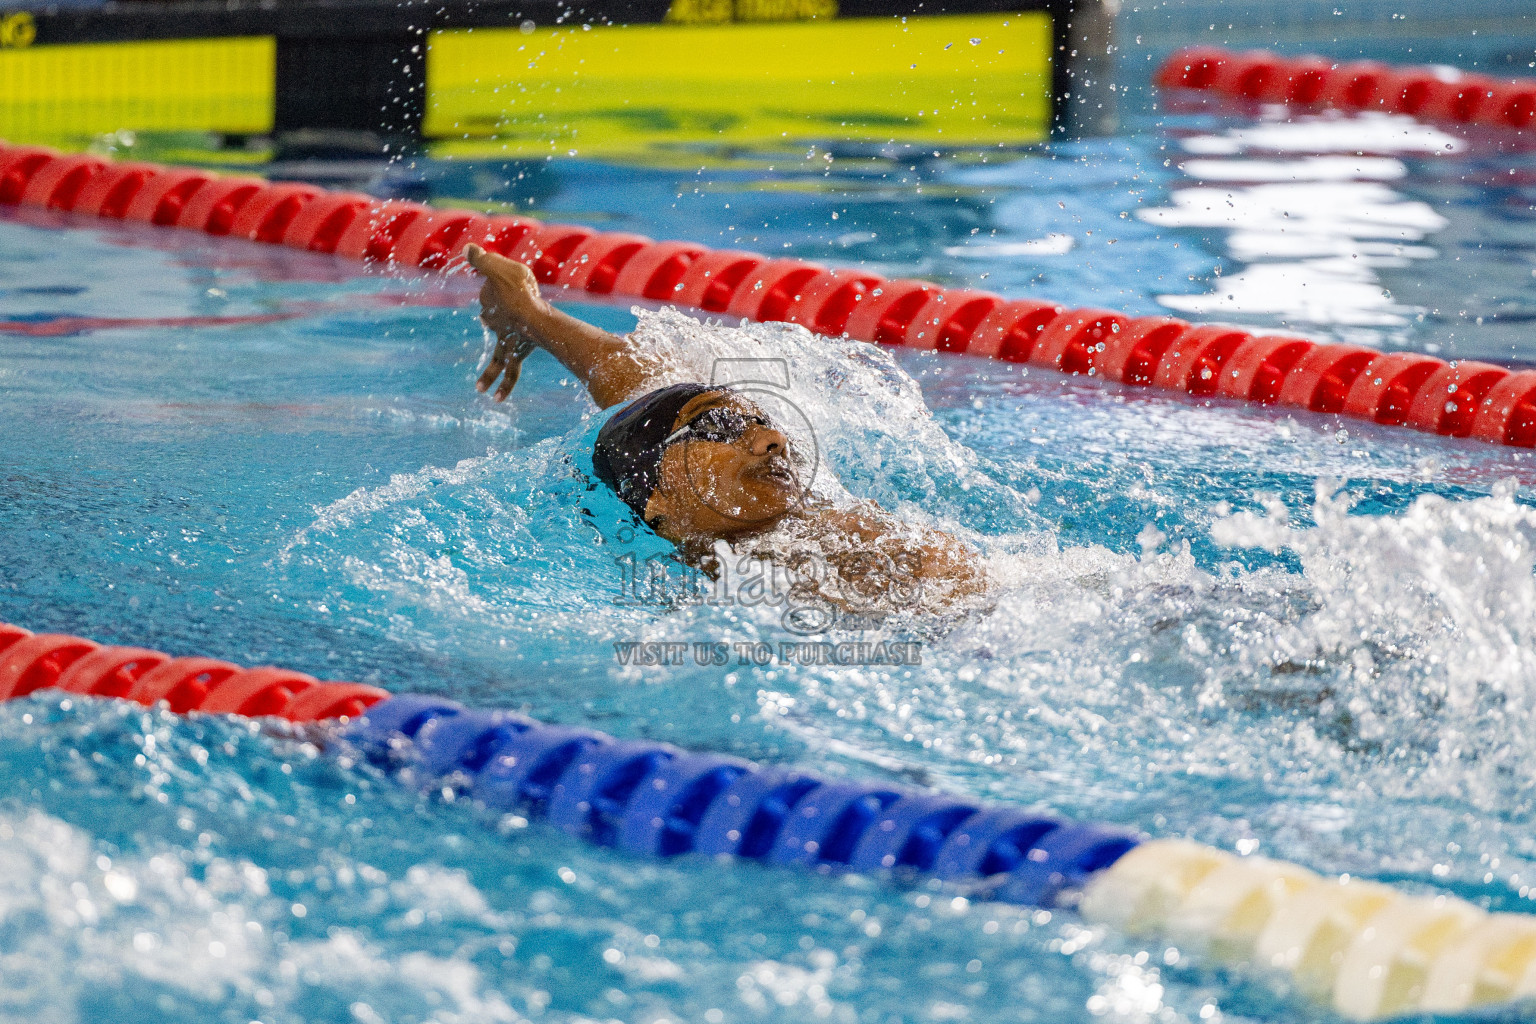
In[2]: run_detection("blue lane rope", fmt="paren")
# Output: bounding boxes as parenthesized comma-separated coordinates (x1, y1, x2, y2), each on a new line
(8, 623, 1536, 1018)
(346, 695, 1143, 906)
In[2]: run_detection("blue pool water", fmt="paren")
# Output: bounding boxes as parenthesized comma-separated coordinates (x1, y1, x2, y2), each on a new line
(8, 25, 1536, 1024)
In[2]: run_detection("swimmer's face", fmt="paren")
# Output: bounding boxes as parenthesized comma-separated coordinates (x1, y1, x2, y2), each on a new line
(643, 391, 804, 542)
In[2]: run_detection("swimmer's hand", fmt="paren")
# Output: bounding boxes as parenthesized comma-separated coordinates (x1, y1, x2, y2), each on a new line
(465, 243, 544, 402)
(460, 242, 663, 410)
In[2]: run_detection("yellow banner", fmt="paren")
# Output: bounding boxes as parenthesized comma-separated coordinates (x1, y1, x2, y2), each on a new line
(0, 36, 274, 143)
(426, 11, 1052, 157)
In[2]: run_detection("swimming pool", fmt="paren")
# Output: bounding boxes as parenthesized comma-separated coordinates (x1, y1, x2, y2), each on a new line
(7, 21, 1536, 1024)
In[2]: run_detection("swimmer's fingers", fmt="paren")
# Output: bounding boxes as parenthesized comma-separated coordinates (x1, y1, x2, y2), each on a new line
(476, 328, 521, 392)
(480, 337, 537, 402)
(493, 357, 524, 402)
(496, 339, 538, 401)
(476, 351, 507, 394)
(476, 317, 517, 392)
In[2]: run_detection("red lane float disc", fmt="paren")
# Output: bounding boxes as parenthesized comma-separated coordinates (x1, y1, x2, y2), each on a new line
(128, 657, 243, 713)
(70, 162, 160, 219)
(55, 646, 171, 698)
(199, 667, 318, 717)
(610, 241, 708, 301)
(901, 290, 1002, 353)
(1218, 336, 1316, 404)
(0, 634, 100, 700)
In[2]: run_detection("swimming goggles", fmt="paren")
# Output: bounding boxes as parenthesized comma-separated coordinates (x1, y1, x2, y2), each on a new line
(662, 406, 772, 447)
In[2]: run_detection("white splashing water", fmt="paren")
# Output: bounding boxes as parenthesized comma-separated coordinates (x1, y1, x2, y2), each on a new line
(1211, 479, 1536, 769)
(0, 806, 530, 1023)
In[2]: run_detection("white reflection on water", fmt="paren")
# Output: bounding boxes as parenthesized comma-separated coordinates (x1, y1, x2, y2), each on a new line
(1139, 112, 1459, 340)
(1179, 112, 1464, 157)
(1179, 155, 1407, 182)
(944, 233, 1076, 258)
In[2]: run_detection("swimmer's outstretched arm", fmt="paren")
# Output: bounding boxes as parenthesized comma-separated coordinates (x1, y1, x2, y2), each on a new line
(465, 244, 670, 409)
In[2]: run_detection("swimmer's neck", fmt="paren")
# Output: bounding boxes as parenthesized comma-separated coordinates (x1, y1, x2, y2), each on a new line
(669, 519, 789, 563)
(664, 499, 879, 561)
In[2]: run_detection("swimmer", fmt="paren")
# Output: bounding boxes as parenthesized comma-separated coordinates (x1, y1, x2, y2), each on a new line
(463, 244, 988, 610)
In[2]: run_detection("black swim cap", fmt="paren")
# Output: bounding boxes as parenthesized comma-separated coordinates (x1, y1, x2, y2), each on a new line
(592, 382, 729, 523)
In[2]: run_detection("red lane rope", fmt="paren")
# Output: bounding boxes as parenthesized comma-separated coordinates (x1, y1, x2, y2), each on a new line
(1154, 46, 1536, 129)
(5, 140, 1536, 448)
(0, 621, 387, 721)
